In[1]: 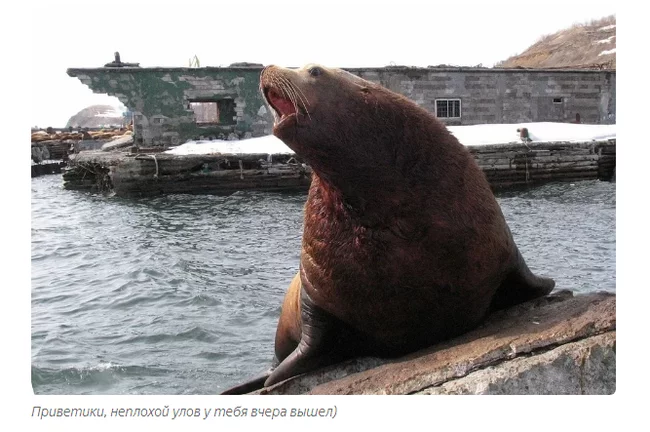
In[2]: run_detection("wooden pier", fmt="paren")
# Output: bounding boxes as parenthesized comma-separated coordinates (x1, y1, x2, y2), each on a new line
(62, 139, 615, 197)
(469, 139, 616, 189)
(63, 150, 311, 196)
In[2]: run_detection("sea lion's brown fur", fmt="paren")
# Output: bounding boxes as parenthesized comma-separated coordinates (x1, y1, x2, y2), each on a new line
(221, 64, 554, 394)
(274, 273, 302, 361)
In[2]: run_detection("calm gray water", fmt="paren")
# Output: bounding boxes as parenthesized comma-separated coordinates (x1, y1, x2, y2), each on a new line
(31, 175, 615, 394)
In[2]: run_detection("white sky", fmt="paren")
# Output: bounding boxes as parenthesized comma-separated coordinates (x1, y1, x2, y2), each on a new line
(30, 0, 616, 127)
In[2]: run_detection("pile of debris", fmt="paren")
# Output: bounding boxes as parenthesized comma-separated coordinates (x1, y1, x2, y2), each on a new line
(31, 126, 133, 143)
(31, 126, 135, 178)
(31, 126, 133, 160)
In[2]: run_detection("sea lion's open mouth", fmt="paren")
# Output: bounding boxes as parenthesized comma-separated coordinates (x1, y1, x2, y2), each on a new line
(264, 87, 297, 126)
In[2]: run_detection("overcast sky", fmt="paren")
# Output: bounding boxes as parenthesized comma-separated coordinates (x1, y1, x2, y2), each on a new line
(30, 0, 616, 127)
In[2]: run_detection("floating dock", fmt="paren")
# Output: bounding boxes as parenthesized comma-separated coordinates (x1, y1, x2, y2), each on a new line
(63, 149, 310, 195)
(31, 161, 67, 178)
(61, 138, 615, 197)
(470, 139, 616, 188)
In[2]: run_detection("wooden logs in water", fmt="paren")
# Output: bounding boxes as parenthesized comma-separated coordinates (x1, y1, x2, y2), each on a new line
(468, 140, 615, 189)
(61, 140, 616, 197)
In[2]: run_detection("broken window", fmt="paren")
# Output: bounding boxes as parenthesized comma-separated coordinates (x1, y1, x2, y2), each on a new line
(435, 99, 461, 118)
(189, 99, 236, 125)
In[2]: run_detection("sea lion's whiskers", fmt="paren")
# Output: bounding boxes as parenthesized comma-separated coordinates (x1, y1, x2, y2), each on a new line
(264, 70, 312, 121)
(280, 76, 311, 115)
(276, 78, 304, 123)
(275, 78, 299, 114)
(278, 76, 311, 120)
(288, 79, 312, 112)
(268, 76, 284, 123)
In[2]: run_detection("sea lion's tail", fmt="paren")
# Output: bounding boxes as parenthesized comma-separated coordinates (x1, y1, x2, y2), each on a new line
(220, 369, 273, 395)
(490, 248, 555, 312)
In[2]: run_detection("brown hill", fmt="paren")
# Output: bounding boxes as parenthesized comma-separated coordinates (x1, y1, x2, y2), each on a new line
(496, 15, 615, 69)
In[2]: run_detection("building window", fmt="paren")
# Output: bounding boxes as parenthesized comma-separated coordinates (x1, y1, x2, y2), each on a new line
(553, 98, 563, 104)
(189, 99, 236, 125)
(435, 99, 461, 118)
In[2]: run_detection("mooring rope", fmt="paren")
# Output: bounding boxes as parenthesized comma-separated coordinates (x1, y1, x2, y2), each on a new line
(136, 154, 159, 178)
(522, 141, 531, 184)
(150, 154, 159, 178)
(525, 153, 530, 183)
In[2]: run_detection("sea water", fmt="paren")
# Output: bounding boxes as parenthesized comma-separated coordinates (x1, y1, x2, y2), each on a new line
(31, 176, 615, 394)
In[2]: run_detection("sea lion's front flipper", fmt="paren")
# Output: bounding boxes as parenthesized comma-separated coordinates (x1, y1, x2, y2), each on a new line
(265, 290, 359, 387)
(490, 247, 555, 312)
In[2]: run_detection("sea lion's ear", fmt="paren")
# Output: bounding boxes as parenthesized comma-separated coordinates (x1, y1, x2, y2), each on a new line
(352, 82, 371, 94)
(356, 85, 374, 106)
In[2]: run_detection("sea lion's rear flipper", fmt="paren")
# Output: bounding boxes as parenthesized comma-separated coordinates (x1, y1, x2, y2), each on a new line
(220, 368, 274, 395)
(490, 248, 555, 312)
(265, 290, 360, 387)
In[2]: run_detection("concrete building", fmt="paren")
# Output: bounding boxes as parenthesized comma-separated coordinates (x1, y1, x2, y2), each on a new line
(67, 65, 616, 147)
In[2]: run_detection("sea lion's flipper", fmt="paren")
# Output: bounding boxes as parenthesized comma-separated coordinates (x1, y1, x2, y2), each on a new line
(220, 368, 274, 395)
(264, 339, 337, 387)
(265, 290, 360, 387)
(490, 248, 555, 312)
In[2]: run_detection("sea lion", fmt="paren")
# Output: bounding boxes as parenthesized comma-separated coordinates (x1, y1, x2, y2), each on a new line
(221, 64, 555, 394)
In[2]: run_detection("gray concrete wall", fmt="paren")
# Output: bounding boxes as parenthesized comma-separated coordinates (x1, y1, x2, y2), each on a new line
(348, 68, 616, 126)
(67, 67, 272, 146)
(68, 66, 616, 146)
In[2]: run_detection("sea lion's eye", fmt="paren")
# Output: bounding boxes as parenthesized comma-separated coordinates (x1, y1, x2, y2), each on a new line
(308, 67, 322, 77)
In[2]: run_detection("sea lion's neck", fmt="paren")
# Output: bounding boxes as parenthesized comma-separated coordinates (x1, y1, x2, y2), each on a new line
(308, 171, 402, 226)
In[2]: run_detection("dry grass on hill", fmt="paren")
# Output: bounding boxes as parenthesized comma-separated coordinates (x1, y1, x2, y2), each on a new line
(496, 15, 616, 69)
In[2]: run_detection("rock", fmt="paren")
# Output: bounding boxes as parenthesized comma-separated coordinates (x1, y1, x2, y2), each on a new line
(419, 332, 615, 394)
(66, 104, 126, 129)
(227, 133, 239, 141)
(31, 146, 46, 163)
(254, 291, 615, 395)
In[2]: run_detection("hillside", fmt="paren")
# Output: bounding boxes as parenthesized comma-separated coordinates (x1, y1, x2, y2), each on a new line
(66, 104, 127, 128)
(496, 15, 615, 69)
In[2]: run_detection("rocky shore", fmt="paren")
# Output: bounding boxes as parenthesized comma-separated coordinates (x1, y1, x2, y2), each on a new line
(249, 290, 615, 395)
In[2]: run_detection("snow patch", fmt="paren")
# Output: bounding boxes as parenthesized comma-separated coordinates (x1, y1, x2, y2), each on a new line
(596, 36, 615, 44)
(447, 122, 616, 146)
(598, 48, 616, 56)
(598, 24, 616, 31)
(164, 123, 616, 156)
(165, 135, 293, 155)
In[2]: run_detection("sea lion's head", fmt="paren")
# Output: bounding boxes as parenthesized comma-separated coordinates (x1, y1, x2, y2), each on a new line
(259, 63, 453, 200)
(260, 64, 391, 170)
(260, 64, 370, 132)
